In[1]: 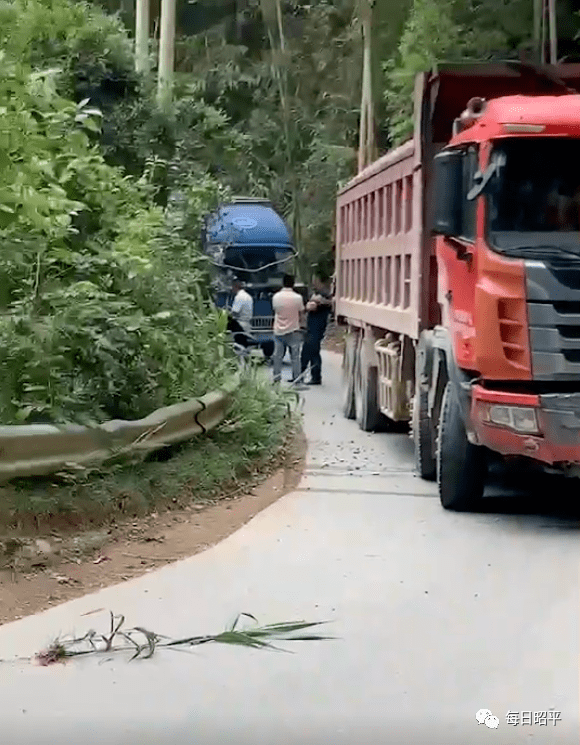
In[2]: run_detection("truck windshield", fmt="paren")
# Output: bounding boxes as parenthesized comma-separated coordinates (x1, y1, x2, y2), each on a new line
(488, 137, 580, 255)
(223, 247, 290, 272)
(210, 247, 293, 289)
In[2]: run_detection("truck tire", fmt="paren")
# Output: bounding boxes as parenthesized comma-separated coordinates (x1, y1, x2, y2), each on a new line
(437, 382, 487, 511)
(354, 342, 385, 432)
(413, 386, 436, 481)
(342, 332, 356, 419)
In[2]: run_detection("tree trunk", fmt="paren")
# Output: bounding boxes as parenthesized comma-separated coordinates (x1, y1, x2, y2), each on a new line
(260, 0, 302, 262)
(135, 0, 150, 73)
(357, 0, 377, 173)
(157, 0, 176, 111)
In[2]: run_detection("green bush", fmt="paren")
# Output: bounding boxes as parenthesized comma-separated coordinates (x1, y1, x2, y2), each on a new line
(0, 0, 177, 199)
(383, 0, 536, 147)
(383, 0, 467, 146)
(0, 55, 233, 425)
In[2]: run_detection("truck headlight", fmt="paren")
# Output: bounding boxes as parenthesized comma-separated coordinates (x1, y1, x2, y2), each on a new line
(482, 404, 539, 434)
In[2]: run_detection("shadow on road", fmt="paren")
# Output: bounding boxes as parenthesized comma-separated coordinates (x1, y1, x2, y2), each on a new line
(478, 461, 580, 529)
(384, 431, 579, 528)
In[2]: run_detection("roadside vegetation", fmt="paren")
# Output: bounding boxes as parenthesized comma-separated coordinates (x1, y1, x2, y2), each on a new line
(0, 369, 298, 531)
(0, 0, 236, 425)
(0, 0, 298, 528)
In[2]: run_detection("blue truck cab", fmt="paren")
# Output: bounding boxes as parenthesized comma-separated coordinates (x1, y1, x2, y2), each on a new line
(202, 198, 300, 352)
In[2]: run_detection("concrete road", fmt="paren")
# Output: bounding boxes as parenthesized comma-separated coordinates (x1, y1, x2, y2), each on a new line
(0, 352, 577, 745)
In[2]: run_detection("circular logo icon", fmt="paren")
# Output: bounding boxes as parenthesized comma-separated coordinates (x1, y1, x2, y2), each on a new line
(231, 217, 257, 229)
(476, 709, 492, 725)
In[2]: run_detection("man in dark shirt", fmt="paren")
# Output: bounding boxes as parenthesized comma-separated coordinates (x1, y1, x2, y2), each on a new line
(300, 275, 333, 385)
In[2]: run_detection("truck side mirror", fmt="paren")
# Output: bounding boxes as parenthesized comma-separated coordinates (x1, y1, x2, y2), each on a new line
(432, 149, 463, 236)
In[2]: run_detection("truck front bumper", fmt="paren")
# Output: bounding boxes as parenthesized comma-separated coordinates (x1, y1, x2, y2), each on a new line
(470, 385, 580, 467)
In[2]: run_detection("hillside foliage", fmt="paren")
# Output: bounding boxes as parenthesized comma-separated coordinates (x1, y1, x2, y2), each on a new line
(0, 0, 233, 425)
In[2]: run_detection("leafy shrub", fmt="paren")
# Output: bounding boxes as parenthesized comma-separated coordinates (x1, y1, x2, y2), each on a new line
(0, 0, 176, 199)
(0, 56, 233, 425)
(0, 0, 133, 73)
(383, 0, 468, 146)
(383, 0, 535, 147)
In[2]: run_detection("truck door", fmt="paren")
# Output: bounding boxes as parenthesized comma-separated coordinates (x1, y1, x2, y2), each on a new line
(437, 145, 479, 371)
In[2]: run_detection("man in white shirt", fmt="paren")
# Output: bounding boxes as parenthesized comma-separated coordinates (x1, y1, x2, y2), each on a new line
(272, 274, 305, 384)
(230, 279, 254, 336)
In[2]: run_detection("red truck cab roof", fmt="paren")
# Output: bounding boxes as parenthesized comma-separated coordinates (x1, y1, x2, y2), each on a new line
(426, 61, 580, 143)
(451, 93, 580, 144)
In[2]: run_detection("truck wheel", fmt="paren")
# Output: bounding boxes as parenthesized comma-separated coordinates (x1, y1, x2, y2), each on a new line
(354, 342, 385, 432)
(342, 332, 356, 419)
(413, 387, 436, 481)
(437, 382, 487, 511)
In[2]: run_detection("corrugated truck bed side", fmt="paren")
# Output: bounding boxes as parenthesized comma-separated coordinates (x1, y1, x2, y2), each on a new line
(334, 137, 427, 340)
(334, 71, 434, 341)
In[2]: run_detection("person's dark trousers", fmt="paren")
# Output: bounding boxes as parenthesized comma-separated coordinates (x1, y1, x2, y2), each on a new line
(301, 329, 324, 383)
(227, 315, 252, 348)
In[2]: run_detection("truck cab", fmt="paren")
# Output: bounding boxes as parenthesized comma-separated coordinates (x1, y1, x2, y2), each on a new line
(432, 66, 580, 504)
(203, 197, 296, 354)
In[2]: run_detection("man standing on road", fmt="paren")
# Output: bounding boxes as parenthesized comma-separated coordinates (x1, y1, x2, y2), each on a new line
(300, 275, 333, 385)
(230, 279, 254, 336)
(272, 274, 305, 384)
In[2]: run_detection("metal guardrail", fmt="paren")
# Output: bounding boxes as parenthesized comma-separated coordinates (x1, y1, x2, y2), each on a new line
(0, 378, 239, 483)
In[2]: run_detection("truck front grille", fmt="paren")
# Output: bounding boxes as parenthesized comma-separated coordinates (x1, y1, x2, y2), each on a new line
(526, 261, 580, 380)
(251, 316, 274, 330)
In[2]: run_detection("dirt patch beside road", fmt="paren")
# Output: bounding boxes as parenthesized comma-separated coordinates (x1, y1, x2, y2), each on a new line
(0, 426, 307, 626)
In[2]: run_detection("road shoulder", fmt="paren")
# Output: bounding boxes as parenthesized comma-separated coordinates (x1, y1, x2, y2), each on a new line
(0, 426, 306, 625)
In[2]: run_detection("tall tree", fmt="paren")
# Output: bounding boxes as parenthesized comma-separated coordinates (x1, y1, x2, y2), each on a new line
(135, 0, 150, 71)
(259, 0, 304, 263)
(357, 0, 376, 171)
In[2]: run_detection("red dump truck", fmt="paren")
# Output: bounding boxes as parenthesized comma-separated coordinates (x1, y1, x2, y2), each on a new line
(335, 61, 580, 511)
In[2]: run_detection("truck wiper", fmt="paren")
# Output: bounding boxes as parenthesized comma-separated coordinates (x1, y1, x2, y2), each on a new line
(499, 244, 580, 261)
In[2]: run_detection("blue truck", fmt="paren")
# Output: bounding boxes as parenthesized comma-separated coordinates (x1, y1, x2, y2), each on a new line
(202, 197, 302, 356)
